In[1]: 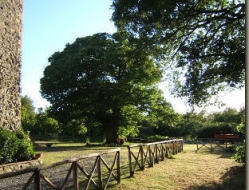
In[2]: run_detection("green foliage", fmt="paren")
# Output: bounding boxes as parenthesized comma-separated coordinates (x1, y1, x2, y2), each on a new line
(35, 109, 60, 135)
(21, 95, 36, 132)
(0, 128, 19, 163)
(147, 135, 167, 141)
(176, 108, 241, 138)
(209, 108, 241, 125)
(232, 145, 245, 163)
(177, 112, 207, 138)
(196, 109, 240, 138)
(236, 123, 245, 134)
(112, 0, 245, 106)
(233, 109, 245, 163)
(138, 124, 156, 139)
(236, 109, 245, 134)
(40, 32, 176, 143)
(0, 128, 35, 164)
(60, 119, 88, 141)
(15, 130, 35, 161)
(197, 123, 235, 138)
(135, 91, 180, 138)
(118, 105, 143, 138)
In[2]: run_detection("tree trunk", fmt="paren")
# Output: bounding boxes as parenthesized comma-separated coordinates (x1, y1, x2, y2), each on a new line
(103, 108, 120, 144)
(105, 126, 119, 144)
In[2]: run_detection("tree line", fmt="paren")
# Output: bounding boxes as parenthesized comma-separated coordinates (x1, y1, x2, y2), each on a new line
(21, 95, 245, 143)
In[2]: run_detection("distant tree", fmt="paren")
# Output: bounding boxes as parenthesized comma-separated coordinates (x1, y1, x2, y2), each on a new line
(143, 92, 180, 136)
(60, 119, 87, 141)
(209, 108, 241, 127)
(129, 91, 180, 138)
(236, 108, 245, 135)
(40, 33, 168, 143)
(21, 95, 36, 132)
(112, 0, 245, 105)
(196, 108, 242, 138)
(177, 112, 207, 138)
(35, 109, 60, 135)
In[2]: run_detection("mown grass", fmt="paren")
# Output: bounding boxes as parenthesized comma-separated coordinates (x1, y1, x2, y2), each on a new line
(34, 143, 245, 190)
(34, 143, 112, 165)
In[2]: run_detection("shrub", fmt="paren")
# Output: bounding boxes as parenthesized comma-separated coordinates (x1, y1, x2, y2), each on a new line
(15, 130, 35, 161)
(232, 145, 245, 163)
(197, 124, 235, 138)
(0, 128, 35, 164)
(233, 121, 245, 163)
(147, 135, 168, 141)
(0, 128, 19, 163)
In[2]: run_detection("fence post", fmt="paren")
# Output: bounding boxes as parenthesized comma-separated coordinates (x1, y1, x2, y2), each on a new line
(155, 144, 158, 163)
(128, 146, 134, 176)
(170, 141, 173, 155)
(173, 141, 176, 155)
(140, 145, 144, 170)
(97, 156, 103, 189)
(175, 141, 178, 154)
(73, 162, 79, 190)
(148, 145, 154, 167)
(117, 150, 121, 183)
(34, 169, 41, 190)
(160, 143, 165, 161)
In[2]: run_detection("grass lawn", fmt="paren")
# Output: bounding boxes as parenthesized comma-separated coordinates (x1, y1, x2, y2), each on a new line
(34, 143, 245, 190)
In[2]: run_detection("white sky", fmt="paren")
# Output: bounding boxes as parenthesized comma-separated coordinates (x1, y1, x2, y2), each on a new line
(21, 0, 245, 114)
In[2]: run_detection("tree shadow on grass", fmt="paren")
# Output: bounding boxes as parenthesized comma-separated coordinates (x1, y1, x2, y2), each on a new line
(196, 147, 236, 159)
(187, 165, 245, 190)
(34, 145, 86, 152)
(34, 144, 117, 153)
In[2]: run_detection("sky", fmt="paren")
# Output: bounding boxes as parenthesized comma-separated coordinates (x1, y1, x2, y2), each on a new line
(21, 0, 245, 114)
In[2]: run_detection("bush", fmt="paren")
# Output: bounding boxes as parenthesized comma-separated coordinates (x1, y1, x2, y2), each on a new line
(0, 128, 35, 164)
(197, 124, 235, 138)
(147, 135, 168, 141)
(15, 130, 35, 161)
(232, 145, 245, 163)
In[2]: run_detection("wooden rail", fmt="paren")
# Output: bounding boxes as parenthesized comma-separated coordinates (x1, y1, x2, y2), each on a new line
(0, 148, 121, 190)
(127, 139, 183, 176)
(196, 138, 240, 152)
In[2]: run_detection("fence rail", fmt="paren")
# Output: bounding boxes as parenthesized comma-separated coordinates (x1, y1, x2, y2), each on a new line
(0, 140, 184, 189)
(0, 148, 121, 190)
(127, 139, 183, 176)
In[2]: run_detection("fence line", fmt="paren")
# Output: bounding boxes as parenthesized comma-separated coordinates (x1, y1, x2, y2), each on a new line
(127, 139, 184, 176)
(0, 140, 184, 189)
(0, 148, 121, 190)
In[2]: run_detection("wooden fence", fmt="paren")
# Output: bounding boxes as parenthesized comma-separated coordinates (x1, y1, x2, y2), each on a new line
(127, 139, 183, 176)
(0, 140, 184, 189)
(0, 148, 120, 190)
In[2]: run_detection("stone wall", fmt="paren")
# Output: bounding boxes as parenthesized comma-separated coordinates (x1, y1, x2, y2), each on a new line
(0, 0, 23, 130)
(0, 156, 42, 174)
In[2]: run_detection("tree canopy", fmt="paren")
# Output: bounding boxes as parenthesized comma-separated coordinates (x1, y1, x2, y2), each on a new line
(111, 0, 245, 105)
(40, 33, 175, 143)
(21, 95, 36, 131)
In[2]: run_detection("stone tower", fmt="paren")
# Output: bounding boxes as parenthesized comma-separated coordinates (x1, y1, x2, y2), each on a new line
(0, 0, 23, 130)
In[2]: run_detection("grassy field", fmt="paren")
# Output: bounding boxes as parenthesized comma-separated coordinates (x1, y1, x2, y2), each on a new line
(34, 143, 245, 190)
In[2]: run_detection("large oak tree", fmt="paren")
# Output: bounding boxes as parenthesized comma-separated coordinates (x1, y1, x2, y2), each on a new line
(112, 0, 245, 105)
(40, 33, 174, 143)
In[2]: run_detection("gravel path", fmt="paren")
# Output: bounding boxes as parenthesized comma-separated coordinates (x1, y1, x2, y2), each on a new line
(0, 153, 121, 190)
